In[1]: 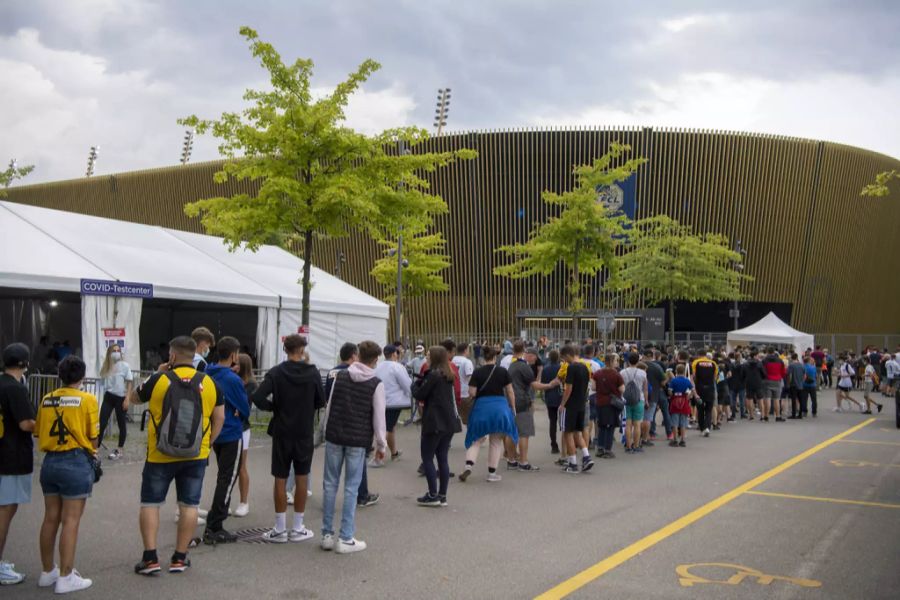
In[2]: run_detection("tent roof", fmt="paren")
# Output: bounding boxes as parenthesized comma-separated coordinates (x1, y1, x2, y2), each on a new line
(0, 201, 388, 318)
(728, 312, 810, 340)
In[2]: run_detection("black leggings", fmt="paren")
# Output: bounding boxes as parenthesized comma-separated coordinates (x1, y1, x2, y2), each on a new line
(547, 406, 559, 447)
(99, 392, 127, 448)
(421, 432, 453, 496)
(800, 388, 817, 415)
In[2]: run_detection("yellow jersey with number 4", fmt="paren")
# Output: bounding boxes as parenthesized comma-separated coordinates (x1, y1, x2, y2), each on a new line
(36, 387, 99, 454)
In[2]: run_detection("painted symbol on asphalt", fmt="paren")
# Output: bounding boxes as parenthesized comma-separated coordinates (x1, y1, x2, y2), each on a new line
(676, 563, 822, 588)
(830, 459, 900, 468)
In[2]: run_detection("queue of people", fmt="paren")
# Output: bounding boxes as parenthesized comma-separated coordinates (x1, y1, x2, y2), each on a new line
(1, 332, 897, 592)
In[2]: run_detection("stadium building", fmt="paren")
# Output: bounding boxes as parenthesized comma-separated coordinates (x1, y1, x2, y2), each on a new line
(6, 127, 900, 347)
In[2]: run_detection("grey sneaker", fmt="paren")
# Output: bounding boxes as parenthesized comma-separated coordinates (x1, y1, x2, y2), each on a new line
(320, 534, 335, 551)
(289, 527, 314, 543)
(262, 529, 289, 544)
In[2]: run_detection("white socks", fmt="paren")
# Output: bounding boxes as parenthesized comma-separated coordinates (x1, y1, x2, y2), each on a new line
(568, 455, 577, 465)
(581, 447, 590, 458)
(274, 512, 286, 533)
(293, 512, 305, 531)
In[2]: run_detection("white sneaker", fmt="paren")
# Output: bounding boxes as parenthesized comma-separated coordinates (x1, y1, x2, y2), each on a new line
(233, 503, 250, 517)
(54, 569, 92, 594)
(38, 565, 59, 587)
(289, 527, 314, 543)
(320, 534, 335, 551)
(175, 511, 207, 526)
(108, 449, 122, 460)
(262, 528, 289, 543)
(0, 561, 25, 585)
(286, 492, 294, 505)
(307, 489, 313, 497)
(368, 458, 385, 468)
(485, 472, 502, 482)
(703, 428, 710, 437)
(335, 537, 367, 554)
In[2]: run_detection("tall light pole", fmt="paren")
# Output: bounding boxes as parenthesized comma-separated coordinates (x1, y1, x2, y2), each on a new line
(335, 250, 346, 280)
(85, 146, 99, 177)
(390, 142, 412, 342)
(180, 129, 194, 165)
(732, 239, 746, 330)
(434, 88, 451, 136)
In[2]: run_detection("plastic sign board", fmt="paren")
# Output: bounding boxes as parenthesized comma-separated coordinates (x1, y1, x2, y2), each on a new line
(81, 279, 153, 299)
(102, 328, 126, 350)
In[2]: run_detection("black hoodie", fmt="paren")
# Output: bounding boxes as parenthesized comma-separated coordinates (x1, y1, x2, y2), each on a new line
(252, 360, 325, 439)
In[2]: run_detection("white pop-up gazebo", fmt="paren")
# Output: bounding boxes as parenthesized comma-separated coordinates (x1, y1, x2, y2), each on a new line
(0, 201, 389, 375)
(726, 312, 815, 356)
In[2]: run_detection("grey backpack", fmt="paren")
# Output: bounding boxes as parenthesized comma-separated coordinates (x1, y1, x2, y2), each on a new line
(153, 372, 207, 458)
(623, 370, 641, 407)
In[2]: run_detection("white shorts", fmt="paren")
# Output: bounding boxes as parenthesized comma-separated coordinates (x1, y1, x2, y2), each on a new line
(242, 429, 251, 449)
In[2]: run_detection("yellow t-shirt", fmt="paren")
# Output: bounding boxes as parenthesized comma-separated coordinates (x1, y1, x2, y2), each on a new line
(36, 387, 99, 454)
(136, 366, 221, 464)
(557, 358, 594, 382)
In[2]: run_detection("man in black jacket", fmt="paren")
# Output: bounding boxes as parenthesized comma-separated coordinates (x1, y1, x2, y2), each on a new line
(252, 334, 325, 544)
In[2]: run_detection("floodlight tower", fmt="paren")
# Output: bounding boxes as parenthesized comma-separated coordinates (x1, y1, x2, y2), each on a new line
(85, 146, 100, 177)
(181, 129, 194, 165)
(434, 88, 451, 135)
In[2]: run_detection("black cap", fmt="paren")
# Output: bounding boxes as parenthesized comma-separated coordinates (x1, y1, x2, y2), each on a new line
(3, 343, 30, 369)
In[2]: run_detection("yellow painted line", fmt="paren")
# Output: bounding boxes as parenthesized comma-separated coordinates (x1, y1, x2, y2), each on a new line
(837, 439, 900, 447)
(745, 490, 900, 509)
(534, 418, 876, 600)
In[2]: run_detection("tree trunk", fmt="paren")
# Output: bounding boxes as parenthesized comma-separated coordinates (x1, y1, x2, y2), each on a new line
(301, 228, 313, 328)
(668, 298, 675, 348)
(572, 242, 580, 343)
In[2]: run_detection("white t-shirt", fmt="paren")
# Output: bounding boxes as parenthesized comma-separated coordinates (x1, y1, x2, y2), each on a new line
(864, 364, 876, 383)
(451, 356, 475, 398)
(500, 354, 514, 370)
(620, 366, 648, 403)
(102, 360, 133, 397)
(838, 363, 855, 388)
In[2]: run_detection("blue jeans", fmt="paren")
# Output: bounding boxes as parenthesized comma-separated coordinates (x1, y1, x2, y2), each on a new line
(140, 459, 206, 507)
(321, 442, 365, 541)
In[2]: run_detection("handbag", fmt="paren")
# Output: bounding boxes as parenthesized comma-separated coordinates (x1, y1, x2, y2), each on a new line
(461, 362, 499, 425)
(610, 394, 626, 411)
(83, 449, 103, 483)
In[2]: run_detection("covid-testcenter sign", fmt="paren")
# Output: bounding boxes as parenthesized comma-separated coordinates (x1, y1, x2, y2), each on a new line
(80, 279, 153, 299)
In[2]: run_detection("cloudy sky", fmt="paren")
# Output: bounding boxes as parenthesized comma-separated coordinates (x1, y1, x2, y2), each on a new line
(2, 0, 899, 184)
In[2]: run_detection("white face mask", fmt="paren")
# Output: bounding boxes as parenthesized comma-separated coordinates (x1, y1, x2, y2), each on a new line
(111, 352, 122, 361)
(201, 348, 210, 359)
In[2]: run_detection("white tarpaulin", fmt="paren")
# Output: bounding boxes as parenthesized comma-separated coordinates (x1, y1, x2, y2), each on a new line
(81, 296, 142, 379)
(0, 200, 389, 374)
(726, 312, 815, 356)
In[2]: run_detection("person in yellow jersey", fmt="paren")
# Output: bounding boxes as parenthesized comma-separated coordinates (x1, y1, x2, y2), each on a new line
(129, 336, 224, 576)
(35, 355, 99, 594)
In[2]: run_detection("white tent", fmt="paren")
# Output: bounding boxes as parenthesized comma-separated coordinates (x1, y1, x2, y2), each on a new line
(0, 201, 388, 374)
(726, 312, 815, 356)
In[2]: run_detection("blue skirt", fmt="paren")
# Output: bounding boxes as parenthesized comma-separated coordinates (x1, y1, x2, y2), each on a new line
(465, 395, 519, 448)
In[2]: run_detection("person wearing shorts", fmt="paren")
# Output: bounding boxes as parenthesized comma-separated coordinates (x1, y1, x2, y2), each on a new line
(742, 352, 766, 420)
(374, 344, 412, 466)
(252, 334, 325, 543)
(131, 336, 224, 576)
(835, 358, 864, 413)
(620, 354, 648, 453)
(35, 355, 99, 593)
(668, 365, 693, 447)
(558, 346, 594, 473)
(762, 348, 787, 422)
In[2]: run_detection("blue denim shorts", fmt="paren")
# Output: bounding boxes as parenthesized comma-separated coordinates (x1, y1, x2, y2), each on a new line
(140, 459, 207, 508)
(672, 414, 689, 429)
(643, 402, 657, 423)
(0, 474, 33, 505)
(40, 450, 94, 500)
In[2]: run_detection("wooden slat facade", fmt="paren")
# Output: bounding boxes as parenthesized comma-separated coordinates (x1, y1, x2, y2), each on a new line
(6, 128, 900, 339)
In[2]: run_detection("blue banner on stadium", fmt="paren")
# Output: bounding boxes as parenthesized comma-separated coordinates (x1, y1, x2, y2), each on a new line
(595, 173, 636, 220)
(80, 279, 154, 299)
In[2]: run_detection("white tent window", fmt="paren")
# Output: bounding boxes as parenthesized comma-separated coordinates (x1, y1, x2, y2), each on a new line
(726, 312, 815, 357)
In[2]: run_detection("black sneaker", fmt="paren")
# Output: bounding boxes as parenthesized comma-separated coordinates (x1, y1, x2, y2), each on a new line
(596, 448, 607, 458)
(775, 417, 786, 422)
(134, 559, 161, 576)
(506, 460, 519, 470)
(203, 528, 237, 545)
(357, 493, 380, 507)
(437, 495, 448, 507)
(564, 464, 579, 474)
(555, 457, 569, 467)
(417, 493, 441, 507)
(551, 445, 560, 454)
(727, 417, 736, 422)
(169, 556, 191, 573)
(602, 450, 616, 459)
(458, 468, 472, 482)
(518, 463, 540, 472)
(642, 440, 655, 447)
(877, 404, 884, 413)
(581, 457, 595, 472)
(668, 440, 678, 447)
(678, 440, 686, 447)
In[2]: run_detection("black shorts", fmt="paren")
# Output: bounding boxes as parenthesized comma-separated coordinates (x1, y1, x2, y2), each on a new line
(271, 436, 313, 478)
(746, 385, 764, 400)
(386, 408, 403, 433)
(563, 407, 585, 432)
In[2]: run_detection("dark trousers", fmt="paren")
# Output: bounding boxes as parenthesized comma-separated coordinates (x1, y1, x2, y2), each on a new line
(207, 437, 242, 533)
(823, 368, 832, 387)
(789, 387, 803, 416)
(597, 424, 615, 451)
(800, 388, 817, 415)
(420, 432, 453, 496)
(697, 386, 715, 431)
(650, 394, 672, 437)
(99, 392, 127, 448)
(358, 461, 369, 499)
(547, 406, 559, 448)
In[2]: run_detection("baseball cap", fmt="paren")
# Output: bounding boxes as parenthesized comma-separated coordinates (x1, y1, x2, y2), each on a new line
(3, 343, 30, 369)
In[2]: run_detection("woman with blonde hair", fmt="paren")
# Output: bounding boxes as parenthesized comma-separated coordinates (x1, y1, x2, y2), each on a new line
(97, 344, 133, 461)
(233, 353, 256, 517)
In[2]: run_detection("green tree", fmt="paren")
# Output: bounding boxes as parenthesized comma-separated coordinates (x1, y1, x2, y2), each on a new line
(180, 27, 474, 327)
(370, 232, 451, 304)
(861, 170, 897, 197)
(617, 215, 752, 343)
(0, 162, 34, 197)
(493, 143, 646, 339)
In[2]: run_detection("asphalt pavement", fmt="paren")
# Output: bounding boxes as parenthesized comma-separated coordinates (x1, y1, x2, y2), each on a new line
(3, 397, 898, 599)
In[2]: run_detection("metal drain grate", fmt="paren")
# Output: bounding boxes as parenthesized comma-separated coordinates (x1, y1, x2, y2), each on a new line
(234, 527, 272, 544)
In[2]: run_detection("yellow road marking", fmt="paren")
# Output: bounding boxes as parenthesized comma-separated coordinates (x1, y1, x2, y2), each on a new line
(534, 418, 875, 600)
(745, 490, 900, 509)
(837, 439, 900, 447)
(676, 563, 821, 588)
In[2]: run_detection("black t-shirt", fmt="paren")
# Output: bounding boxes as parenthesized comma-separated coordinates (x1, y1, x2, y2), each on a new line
(564, 361, 590, 410)
(469, 364, 511, 398)
(0, 373, 36, 475)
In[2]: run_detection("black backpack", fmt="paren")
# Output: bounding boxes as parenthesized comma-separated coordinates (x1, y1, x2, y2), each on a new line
(152, 372, 207, 458)
(622, 369, 642, 407)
